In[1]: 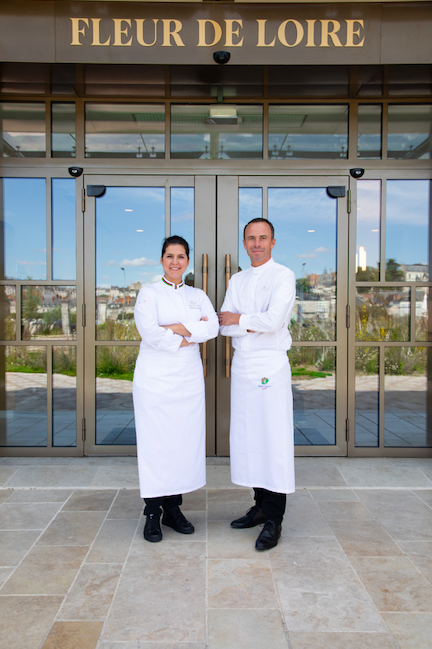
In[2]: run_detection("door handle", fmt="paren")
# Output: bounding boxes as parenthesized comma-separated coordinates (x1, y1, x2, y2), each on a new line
(202, 253, 208, 378)
(225, 253, 231, 378)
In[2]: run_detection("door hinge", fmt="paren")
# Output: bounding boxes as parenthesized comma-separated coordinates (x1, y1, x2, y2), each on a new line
(82, 418, 86, 441)
(345, 418, 350, 442)
(347, 189, 351, 214)
(346, 305, 350, 328)
(82, 304, 86, 327)
(81, 188, 85, 213)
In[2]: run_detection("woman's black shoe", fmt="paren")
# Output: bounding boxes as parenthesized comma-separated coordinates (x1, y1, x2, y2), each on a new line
(144, 513, 163, 542)
(231, 505, 267, 529)
(162, 507, 194, 534)
(255, 520, 281, 551)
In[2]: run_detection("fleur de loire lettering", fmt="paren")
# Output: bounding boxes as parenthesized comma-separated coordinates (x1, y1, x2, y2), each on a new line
(70, 17, 365, 48)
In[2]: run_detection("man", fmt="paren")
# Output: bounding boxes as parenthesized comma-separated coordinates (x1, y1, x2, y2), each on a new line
(218, 218, 296, 551)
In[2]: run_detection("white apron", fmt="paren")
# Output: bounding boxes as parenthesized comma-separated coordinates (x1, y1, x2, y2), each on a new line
(133, 347, 206, 498)
(230, 349, 295, 494)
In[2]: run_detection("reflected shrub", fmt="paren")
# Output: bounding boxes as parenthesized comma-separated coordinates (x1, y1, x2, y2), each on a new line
(385, 347, 426, 375)
(355, 347, 379, 374)
(288, 346, 336, 373)
(6, 346, 47, 373)
(96, 346, 138, 381)
(53, 347, 76, 376)
(97, 319, 139, 341)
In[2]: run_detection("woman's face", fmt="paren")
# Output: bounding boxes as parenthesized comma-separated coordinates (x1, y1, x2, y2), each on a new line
(161, 244, 189, 284)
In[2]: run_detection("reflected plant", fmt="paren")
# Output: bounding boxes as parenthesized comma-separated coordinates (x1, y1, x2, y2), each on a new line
(97, 319, 139, 341)
(385, 347, 426, 375)
(6, 347, 47, 373)
(53, 347, 76, 376)
(96, 346, 138, 381)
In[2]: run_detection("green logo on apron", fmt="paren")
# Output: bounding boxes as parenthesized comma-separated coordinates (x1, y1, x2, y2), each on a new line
(261, 377, 269, 385)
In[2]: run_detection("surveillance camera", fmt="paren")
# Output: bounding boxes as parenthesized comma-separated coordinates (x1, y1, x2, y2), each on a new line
(213, 51, 231, 65)
(350, 168, 365, 179)
(68, 167, 83, 178)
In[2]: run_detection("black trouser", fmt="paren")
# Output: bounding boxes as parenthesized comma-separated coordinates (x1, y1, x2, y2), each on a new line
(254, 488, 286, 525)
(143, 494, 182, 516)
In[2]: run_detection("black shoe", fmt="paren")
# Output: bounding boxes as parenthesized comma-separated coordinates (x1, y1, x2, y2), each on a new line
(144, 513, 162, 543)
(255, 520, 281, 551)
(231, 505, 267, 529)
(162, 507, 194, 534)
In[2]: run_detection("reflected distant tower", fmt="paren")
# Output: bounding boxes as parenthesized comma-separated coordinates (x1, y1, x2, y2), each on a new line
(356, 246, 367, 272)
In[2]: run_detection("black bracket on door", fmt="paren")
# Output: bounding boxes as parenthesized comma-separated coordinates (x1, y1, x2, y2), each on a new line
(87, 185, 106, 198)
(326, 186, 346, 199)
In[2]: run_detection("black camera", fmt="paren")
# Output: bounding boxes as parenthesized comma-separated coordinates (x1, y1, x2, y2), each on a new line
(68, 167, 83, 178)
(350, 168, 365, 179)
(213, 51, 231, 65)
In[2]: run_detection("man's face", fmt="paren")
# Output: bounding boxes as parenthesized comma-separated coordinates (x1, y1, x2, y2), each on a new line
(243, 222, 275, 267)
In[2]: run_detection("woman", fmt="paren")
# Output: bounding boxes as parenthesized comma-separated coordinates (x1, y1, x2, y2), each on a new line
(133, 236, 219, 542)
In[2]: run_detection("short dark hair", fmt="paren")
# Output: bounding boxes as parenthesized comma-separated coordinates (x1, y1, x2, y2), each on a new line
(243, 218, 275, 240)
(161, 235, 190, 259)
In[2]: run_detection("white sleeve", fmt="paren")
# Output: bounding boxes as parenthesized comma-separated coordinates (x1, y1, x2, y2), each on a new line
(239, 271, 296, 333)
(134, 289, 183, 353)
(183, 292, 219, 343)
(219, 278, 248, 338)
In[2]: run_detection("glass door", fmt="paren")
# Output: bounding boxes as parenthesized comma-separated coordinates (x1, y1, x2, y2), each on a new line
(83, 175, 216, 455)
(216, 176, 350, 456)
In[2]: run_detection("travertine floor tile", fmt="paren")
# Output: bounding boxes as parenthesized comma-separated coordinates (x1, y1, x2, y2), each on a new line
(91, 466, 139, 488)
(309, 489, 360, 502)
(7, 489, 73, 503)
(340, 466, 432, 488)
(208, 500, 255, 522)
(0, 567, 13, 588)
(208, 558, 278, 609)
(289, 632, 397, 649)
(414, 490, 432, 508)
(0, 595, 63, 649)
(108, 489, 142, 519)
(208, 521, 264, 559)
(98, 643, 206, 649)
(37, 511, 106, 546)
(295, 465, 348, 488)
(1, 544, 88, 594)
(382, 612, 432, 649)
(59, 563, 122, 621)
(208, 609, 288, 649)
(86, 518, 138, 564)
(0, 489, 13, 504)
(207, 488, 253, 503)
(182, 488, 207, 510)
(270, 536, 352, 572)
(316, 501, 375, 522)
(330, 520, 404, 556)
(41, 620, 103, 649)
(62, 489, 117, 512)
(7, 466, 99, 488)
(0, 467, 18, 486)
(284, 491, 333, 537)
(0, 502, 62, 530)
(0, 529, 40, 565)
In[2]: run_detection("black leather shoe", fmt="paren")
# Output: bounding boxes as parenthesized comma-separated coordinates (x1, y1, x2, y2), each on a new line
(144, 513, 162, 543)
(255, 520, 281, 551)
(162, 507, 194, 534)
(231, 505, 267, 529)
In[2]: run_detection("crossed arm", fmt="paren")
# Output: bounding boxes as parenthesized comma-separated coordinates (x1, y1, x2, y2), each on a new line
(162, 317, 208, 346)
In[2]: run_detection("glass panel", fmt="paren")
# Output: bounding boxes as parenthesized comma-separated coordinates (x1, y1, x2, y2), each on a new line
(386, 180, 430, 278)
(21, 285, 77, 341)
(356, 180, 380, 281)
(268, 187, 337, 342)
(356, 287, 410, 342)
(85, 103, 165, 158)
(416, 287, 430, 341)
(289, 346, 336, 446)
(357, 105, 382, 159)
(0, 178, 47, 280)
(51, 63, 77, 96)
(387, 105, 432, 159)
(238, 188, 263, 272)
(385, 347, 431, 447)
(53, 346, 76, 447)
(170, 187, 195, 286)
(95, 187, 165, 341)
(171, 104, 263, 159)
(0, 286, 16, 340)
(268, 66, 349, 97)
(52, 179, 76, 280)
(0, 102, 46, 157)
(0, 346, 47, 447)
(268, 105, 348, 159)
(355, 346, 379, 447)
(96, 346, 138, 445)
(51, 103, 76, 158)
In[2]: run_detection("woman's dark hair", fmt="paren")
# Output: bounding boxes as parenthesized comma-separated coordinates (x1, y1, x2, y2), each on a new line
(161, 235, 190, 259)
(243, 218, 275, 240)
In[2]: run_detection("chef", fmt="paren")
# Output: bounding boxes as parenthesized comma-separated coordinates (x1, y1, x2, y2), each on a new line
(219, 218, 296, 551)
(133, 235, 219, 543)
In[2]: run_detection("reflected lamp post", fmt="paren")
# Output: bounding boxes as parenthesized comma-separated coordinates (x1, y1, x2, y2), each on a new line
(121, 267, 126, 323)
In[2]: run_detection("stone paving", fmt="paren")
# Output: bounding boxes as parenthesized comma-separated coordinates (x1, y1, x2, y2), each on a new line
(1, 457, 432, 649)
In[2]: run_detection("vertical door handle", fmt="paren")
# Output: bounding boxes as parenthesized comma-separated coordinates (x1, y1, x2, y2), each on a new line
(225, 254, 231, 378)
(202, 253, 208, 378)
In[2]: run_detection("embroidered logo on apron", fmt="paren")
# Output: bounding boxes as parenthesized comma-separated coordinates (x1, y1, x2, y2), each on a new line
(259, 377, 271, 390)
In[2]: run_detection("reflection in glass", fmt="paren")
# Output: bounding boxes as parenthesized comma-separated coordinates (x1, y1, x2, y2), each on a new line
(0, 346, 47, 447)
(356, 287, 410, 342)
(52, 103, 76, 158)
(356, 180, 380, 281)
(416, 287, 430, 342)
(171, 105, 263, 159)
(85, 103, 165, 158)
(289, 346, 336, 445)
(355, 347, 379, 447)
(95, 187, 165, 341)
(386, 180, 430, 278)
(268, 105, 348, 159)
(96, 346, 138, 445)
(357, 105, 382, 159)
(238, 188, 263, 272)
(21, 286, 77, 341)
(385, 347, 431, 447)
(1, 178, 47, 280)
(388, 104, 432, 159)
(0, 286, 16, 340)
(52, 179, 76, 280)
(53, 346, 76, 447)
(170, 187, 195, 286)
(0, 102, 46, 157)
(268, 187, 337, 342)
